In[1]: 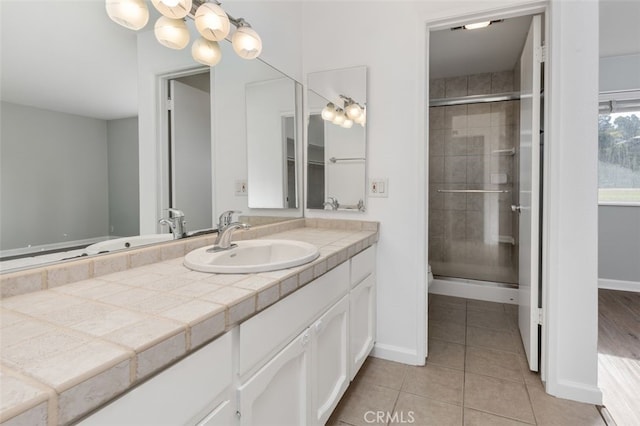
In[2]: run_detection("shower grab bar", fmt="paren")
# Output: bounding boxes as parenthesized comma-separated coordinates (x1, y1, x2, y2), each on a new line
(492, 148, 516, 155)
(436, 189, 510, 193)
(329, 157, 366, 163)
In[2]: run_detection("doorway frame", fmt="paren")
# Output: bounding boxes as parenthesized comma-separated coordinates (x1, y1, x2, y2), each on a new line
(156, 66, 213, 232)
(423, 0, 549, 382)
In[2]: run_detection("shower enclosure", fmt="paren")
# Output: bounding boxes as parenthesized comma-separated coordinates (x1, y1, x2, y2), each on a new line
(428, 71, 520, 285)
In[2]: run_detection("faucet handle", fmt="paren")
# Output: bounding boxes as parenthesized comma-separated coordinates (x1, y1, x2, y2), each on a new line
(218, 210, 242, 228)
(166, 208, 185, 218)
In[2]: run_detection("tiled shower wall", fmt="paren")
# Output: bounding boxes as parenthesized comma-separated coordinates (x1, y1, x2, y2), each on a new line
(428, 71, 519, 285)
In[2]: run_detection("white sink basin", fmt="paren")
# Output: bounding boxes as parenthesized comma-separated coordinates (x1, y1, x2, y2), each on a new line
(84, 234, 173, 255)
(183, 239, 320, 274)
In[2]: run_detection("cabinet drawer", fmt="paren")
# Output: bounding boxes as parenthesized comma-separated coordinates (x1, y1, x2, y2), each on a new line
(80, 331, 233, 426)
(350, 245, 376, 288)
(239, 262, 349, 377)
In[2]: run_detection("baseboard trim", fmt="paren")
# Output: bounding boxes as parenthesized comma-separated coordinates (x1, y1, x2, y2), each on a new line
(429, 278, 519, 304)
(598, 278, 640, 292)
(546, 379, 603, 405)
(371, 343, 423, 366)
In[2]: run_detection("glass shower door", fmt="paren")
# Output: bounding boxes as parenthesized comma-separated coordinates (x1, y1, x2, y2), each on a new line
(428, 101, 519, 285)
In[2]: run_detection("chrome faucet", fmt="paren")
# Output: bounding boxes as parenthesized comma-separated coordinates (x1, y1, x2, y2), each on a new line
(323, 197, 339, 210)
(158, 208, 187, 239)
(209, 210, 251, 252)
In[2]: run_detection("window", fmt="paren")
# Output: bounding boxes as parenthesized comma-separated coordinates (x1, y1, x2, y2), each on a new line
(598, 93, 640, 204)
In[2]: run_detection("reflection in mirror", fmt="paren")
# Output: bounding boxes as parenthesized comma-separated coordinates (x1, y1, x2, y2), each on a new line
(246, 78, 298, 209)
(0, 1, 141, 269)
(0, 2, 303, 273)
(306, 66, 367, 211)
(167, 71, 213, 232)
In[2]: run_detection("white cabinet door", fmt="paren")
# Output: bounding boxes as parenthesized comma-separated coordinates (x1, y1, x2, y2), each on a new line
(311, 295, 350, 426)
(350, 274, 376, 380)
(197, 399, 235, 426)
(238, 329, 312, 426)
(239, 262, 349, 378)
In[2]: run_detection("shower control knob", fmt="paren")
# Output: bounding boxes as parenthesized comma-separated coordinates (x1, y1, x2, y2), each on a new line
(511, 205, 522, 213)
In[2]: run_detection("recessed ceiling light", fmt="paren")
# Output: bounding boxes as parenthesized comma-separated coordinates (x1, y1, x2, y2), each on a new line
(451, 19, 503, 31)
(464, 21, 491, 30)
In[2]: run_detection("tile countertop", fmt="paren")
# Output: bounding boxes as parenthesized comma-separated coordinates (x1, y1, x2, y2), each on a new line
(0, 220, 378, 426)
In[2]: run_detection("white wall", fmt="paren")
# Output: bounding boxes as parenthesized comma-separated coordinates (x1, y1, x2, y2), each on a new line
(599, 53, 640, 93)
(598, 53, 640, 289)
(302, 0, 602, 404)
(0, 101, 109, 250)
(599, 206, 640, 285)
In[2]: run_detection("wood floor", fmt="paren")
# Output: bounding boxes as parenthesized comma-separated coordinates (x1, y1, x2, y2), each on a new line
(598, 289, 640, 426)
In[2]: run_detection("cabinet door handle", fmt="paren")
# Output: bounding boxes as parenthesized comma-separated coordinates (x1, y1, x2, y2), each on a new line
(301, 330, 310, 346)
(315, 320, 324, 333)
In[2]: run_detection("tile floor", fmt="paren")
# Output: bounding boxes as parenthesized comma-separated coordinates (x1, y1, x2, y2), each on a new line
(328, 294, 607, 426)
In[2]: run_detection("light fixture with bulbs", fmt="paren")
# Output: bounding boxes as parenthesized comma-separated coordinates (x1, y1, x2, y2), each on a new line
(320, 95, 366, 128)
(106, 0, 262, 66)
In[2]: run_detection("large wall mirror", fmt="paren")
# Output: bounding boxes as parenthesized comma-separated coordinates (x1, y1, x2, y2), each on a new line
(306, 66, 367, 211)
(0, 1, 302, 272)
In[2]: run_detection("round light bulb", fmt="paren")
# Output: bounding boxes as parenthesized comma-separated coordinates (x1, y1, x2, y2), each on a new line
(154, 17, 190, 50)
(341, 119, 354, 129)
(106, 0, 149, 30)
(232, 26, 262, 59)
(192, 38, 222, 66)
(151, 0, 192, 19)
(195, 3, 230, 41)
(333, 110, 346, 126)
(321, 103, 336, 121)
(354, 110, 366, 125)
(345, 103, 362, 120)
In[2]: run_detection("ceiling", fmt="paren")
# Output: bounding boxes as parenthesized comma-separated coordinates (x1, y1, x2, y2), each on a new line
(429, 15, 533, 79)
(1, 1, 639, 120)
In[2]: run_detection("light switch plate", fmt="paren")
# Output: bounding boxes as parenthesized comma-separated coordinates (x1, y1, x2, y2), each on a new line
(235, 179, 248, 196)
(369, 178, 389, 198)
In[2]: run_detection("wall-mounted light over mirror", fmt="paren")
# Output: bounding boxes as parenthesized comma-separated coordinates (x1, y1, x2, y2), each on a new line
(306, 66, 368, 212)
(0, 0, 302, 273)
(106, 0, 262, 65)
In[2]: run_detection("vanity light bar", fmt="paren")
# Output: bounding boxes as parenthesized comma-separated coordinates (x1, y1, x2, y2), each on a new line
(106, 0, 262, 65)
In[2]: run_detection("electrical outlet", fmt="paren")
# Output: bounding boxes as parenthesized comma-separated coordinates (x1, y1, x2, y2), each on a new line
(369, 178, 389, 197)
(235, 179, 248, 196)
